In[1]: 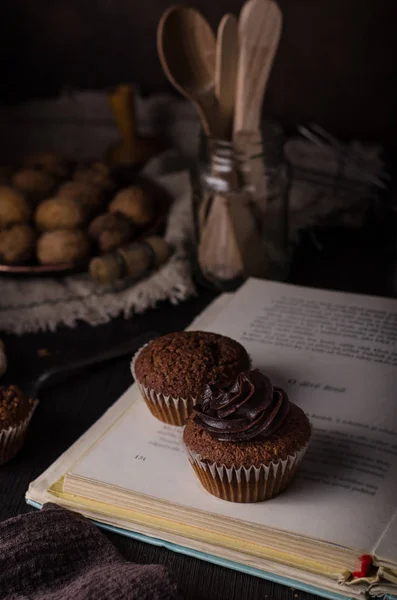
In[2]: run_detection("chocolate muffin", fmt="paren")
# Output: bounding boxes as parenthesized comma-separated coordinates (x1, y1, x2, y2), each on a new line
(183, 369, 311, 502)
(0, 385, 36, 466)
(131, 331, 250, 426)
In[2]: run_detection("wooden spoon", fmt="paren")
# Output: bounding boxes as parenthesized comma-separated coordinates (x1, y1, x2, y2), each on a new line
(157, 5, 220, 138)
(234, 0, 282, 134)
(198, 190, 268, 282)
(215, 14, 238, 140)
(233, 0, 282, 216)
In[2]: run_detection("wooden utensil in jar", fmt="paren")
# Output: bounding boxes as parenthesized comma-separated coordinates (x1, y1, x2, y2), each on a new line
(198, 191, 268, 283)
(233, 0, 282, 216)
(215, 14, 239, 140)
(234, 0, 282, 135)
(157, 5, 221, 138)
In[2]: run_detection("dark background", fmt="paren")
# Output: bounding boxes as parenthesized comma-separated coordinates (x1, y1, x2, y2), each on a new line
(0, 2, 396, 598)
(1, 0, 397, 144)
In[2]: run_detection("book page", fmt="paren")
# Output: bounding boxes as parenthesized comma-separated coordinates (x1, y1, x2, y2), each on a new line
(199, 279, 397, 558)
(186, 293, 233, 331)
(68, 279, 397, 558)
(375, 509, 397, 565)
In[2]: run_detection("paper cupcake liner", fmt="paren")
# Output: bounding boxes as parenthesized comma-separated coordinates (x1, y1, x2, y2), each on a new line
(0, 400, 38, 466)
(131, 344, 197, 426)
(185, 441, 309, 503)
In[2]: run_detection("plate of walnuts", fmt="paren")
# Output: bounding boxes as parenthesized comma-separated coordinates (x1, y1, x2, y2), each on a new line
(0, 152, 171, 275)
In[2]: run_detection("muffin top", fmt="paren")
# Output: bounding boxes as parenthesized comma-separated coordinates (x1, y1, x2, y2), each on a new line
(184, 402, 310, 468)
(184, 370, 311, 468)
(0, 385, 33, 431)
(133, 331, 250, 398)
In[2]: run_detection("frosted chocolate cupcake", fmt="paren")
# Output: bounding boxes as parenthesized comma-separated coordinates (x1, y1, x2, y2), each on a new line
(0, 385, 36, 466)
(131, 331, 250, 426)
(184, 369, 311, 502)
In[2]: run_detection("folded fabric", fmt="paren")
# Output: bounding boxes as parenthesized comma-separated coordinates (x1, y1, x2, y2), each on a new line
(0, 503, 183, 600)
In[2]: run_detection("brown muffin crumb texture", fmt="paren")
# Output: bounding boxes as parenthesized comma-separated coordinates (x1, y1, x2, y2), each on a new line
(183, 402, 311, 468)
(134, 331, 250, 398)
(0, 385, 33, 430)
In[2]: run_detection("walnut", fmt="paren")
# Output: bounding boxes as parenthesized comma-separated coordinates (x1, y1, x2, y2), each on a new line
(0, 224, 36, 265)
(0, 186, 31, 227)
(12, 168, 56, 204)
(35, 197, 85, 231)
(37, 230, 91, 265)
(57, 181, 104, 218)
(88, 212, 135, 252)
(73, 161, 113, 190)
(108, 186, 154, 226)
(24, 151, 69, 180)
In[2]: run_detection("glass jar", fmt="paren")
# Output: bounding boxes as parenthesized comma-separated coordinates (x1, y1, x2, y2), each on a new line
(191, 123, 290, 291)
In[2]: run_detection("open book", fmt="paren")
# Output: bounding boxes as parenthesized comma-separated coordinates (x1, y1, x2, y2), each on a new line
(27, 279, 397, 600)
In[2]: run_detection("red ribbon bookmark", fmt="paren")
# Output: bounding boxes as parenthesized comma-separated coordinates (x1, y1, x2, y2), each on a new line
(352, 554, 373, 578)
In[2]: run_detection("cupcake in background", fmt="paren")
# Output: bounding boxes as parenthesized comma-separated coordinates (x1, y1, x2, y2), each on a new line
(0, 385, 37, 466)
(183, 369, 311, 503)
(131, 331, 250, 426)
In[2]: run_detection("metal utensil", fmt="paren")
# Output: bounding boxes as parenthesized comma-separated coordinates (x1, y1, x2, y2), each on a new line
(28, 331, 158, 401)
(157, 5, 220, 137)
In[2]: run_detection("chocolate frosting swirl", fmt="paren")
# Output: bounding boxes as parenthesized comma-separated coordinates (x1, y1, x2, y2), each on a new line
(193, 369, 290, 442)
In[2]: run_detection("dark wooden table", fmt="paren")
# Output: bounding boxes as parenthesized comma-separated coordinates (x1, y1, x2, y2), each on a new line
(0, 230, 396, 600)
